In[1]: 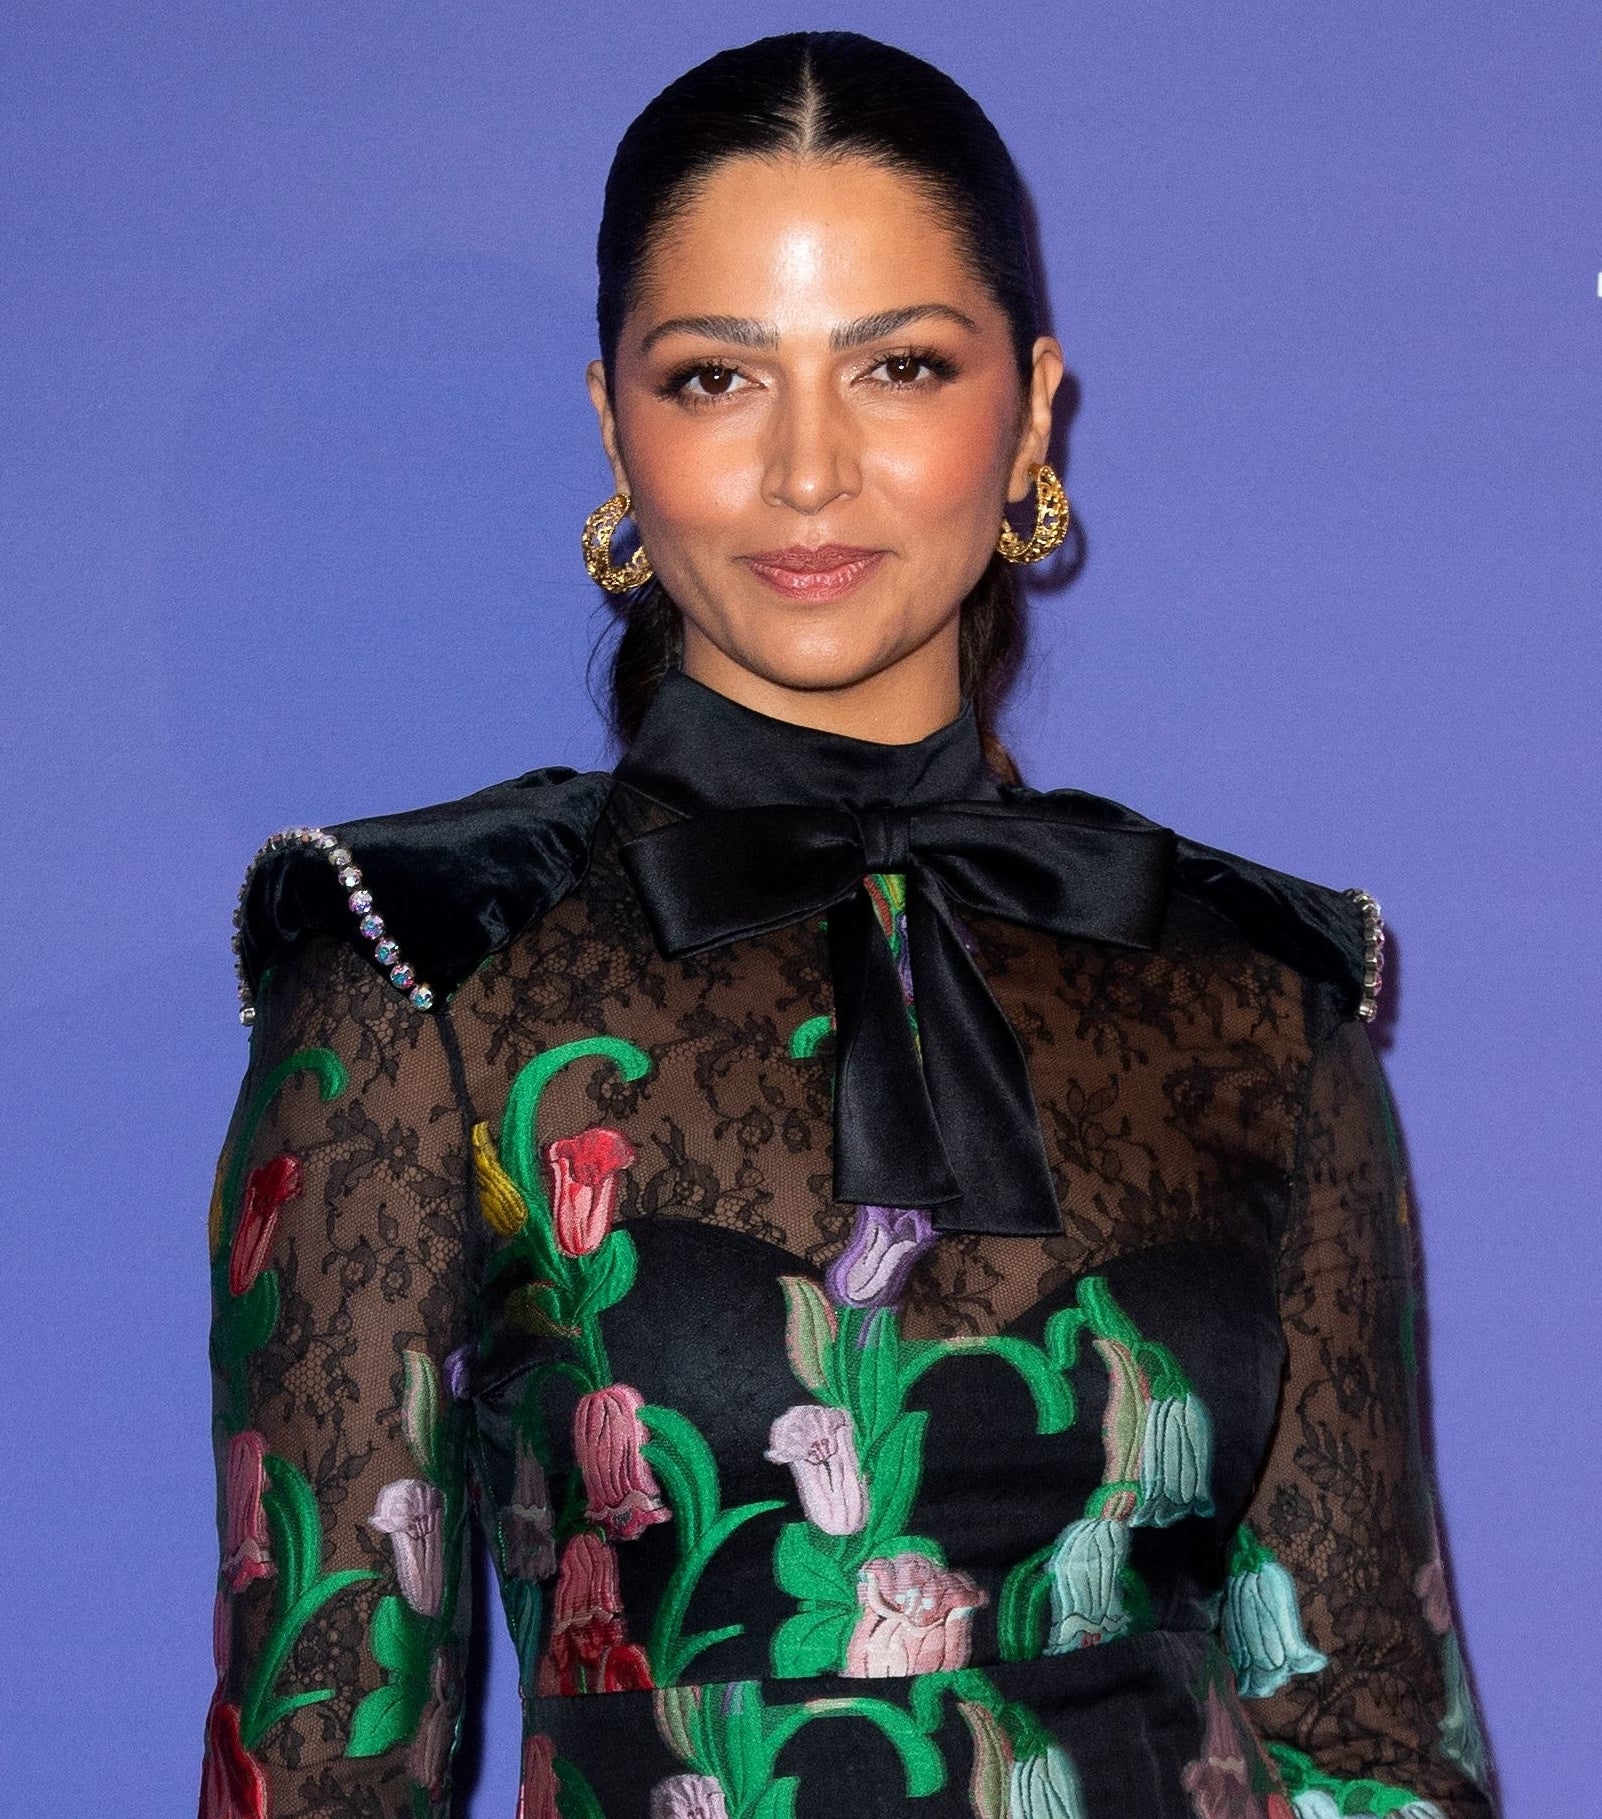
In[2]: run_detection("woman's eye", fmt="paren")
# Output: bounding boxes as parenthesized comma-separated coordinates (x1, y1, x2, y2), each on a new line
(868, 351, 956, 387)
(680, 363, 744, 398)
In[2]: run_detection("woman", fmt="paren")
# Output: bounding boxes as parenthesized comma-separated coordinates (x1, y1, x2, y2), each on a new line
(199, 32, 1496, 1819)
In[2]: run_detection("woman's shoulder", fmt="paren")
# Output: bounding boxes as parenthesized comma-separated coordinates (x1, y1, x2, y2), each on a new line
(232, 764, 614, 1024)
(1023, 783, 1384, 1028)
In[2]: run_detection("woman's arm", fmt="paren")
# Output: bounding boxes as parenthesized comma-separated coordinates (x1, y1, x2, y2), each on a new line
(1220, 1012, 1498, 1818)
(199, 934, 478, 1819)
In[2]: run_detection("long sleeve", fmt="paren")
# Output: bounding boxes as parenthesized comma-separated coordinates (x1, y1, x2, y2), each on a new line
(199, 934, 480, 1819)
(1218, 1011, 1498, 1817)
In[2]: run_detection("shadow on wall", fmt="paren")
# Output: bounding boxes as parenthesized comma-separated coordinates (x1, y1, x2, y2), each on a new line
(157, 253, 615, 848)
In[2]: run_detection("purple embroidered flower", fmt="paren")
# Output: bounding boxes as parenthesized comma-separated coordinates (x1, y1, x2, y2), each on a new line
(825, 1204, 937, 1310)
(366, 1477, 445, 1615)
(649, 1773, 731, 1819)
(573, 1383, 671, 1541)
(503, 1438, 557, 1580)
(221, 1430, 273, 1592)
(763, 1403, 867, 1534)
(406, 1647, 460, 1801)
(443, 1343, 476, 1402)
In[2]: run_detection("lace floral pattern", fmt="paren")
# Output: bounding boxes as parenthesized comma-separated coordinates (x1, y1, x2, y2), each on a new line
(202, 789, 1495, 1818)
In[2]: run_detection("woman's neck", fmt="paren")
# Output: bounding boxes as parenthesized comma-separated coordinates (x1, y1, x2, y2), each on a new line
(680, 623, 963, 746)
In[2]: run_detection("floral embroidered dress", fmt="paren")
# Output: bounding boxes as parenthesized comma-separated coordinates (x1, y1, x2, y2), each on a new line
(201, 673, 1496, 1819)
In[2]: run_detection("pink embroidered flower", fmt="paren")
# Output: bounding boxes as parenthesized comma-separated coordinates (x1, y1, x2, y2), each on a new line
(1414, 1514, 1452, 1636)
(763, 1404, 867, 1534)
(211, 1586, 232, 1682)
(845, 1551, 987, 1677)
(825, 1204, 936, 1310)
(222, 1430, 273, 1591)
(366, 1477, 445, 1616)
(199, 1688, 269, 1819)
(545, 1127, 637, 1256)
(503, 1439, 557, 1580)
(1180, 1683, 1290, 1819)
(517, 1733, 561, 1819)
(228, 1154, 302, 1296)
(406, 1647, 460, 1802)
(574, 1383, 671, 1541)
(650, 1772, 731, 1819)
(536, 1531, 655, 1696)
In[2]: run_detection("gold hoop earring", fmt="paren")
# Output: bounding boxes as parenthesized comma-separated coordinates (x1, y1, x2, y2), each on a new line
(996, 463, 1070, 564)
(582, 491, 654, 593)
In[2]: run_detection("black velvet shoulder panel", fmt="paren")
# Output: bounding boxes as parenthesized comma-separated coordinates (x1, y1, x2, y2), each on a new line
(237, 767, 614, 1003)
(237, 766, 1369, 1022)
(1006, 785, 1370, 1021)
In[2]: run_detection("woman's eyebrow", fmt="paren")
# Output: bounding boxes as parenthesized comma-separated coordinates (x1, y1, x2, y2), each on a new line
(637, 302, 979, 356)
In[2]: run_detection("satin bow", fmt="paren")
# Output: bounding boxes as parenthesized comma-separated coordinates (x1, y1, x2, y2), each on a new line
(619, 798, 1175, 1237)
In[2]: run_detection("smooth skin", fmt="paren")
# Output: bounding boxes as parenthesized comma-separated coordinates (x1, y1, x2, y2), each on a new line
(587, 154, 1064, 744)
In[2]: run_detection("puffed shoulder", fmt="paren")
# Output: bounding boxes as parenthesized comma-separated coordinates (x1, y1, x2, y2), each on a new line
(1014, 785, 1384, 1026)
(232, 766, 614, 1023)
(232, 770, 1382, 1030)
(1169, 830, 1383, 1023)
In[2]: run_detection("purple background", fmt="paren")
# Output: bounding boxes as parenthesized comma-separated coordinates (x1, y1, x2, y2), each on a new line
(3, 5, 1596, 1813)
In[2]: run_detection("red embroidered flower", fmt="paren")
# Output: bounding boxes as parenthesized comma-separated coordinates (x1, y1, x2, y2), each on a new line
(535, 1531, 655, 1695)
(544, 1127, 636, 1256)
(198, 1689, 268, 1819)
(222, 1430, 273, 1592)
(228, 1154, 303, 1296)
(573, 1383, 671, 1541)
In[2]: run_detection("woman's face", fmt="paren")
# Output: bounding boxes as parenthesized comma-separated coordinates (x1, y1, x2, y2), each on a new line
(588, 154, 1064, 739)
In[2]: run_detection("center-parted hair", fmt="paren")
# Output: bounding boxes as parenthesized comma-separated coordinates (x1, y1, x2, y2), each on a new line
(594, 31, 1047, 779)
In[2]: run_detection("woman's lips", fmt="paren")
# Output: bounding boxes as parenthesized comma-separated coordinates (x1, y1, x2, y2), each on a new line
(741, 544, 887, 602)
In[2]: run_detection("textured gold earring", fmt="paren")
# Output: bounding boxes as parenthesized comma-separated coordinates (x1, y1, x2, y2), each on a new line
(996, 463, 1070, 564)
(582, 492, 654, 593)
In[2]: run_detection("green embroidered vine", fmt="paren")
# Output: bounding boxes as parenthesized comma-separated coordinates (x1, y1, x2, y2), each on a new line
(1268, 1743, 1437, 1814)
(771, 1279, 1074, 1677)
(348, 1346, 468, 1769)
(479, 1036, 784, 1687)
(238, 1456, 378, 1751)
(638, 1404, 786, 1685)
(210, 1047, 346, 1427)
(656, 1677, 945, 1819)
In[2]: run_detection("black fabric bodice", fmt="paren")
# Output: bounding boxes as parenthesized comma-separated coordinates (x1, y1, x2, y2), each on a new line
(199, 676, 1495, 1819)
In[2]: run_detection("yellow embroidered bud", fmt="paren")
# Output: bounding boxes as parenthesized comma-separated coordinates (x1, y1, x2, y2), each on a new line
(207, 1151, 229, 1257)
(472, 1121, 530, 1236)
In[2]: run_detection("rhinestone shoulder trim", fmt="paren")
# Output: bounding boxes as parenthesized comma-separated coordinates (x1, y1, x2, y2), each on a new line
(1342, 887, 1384, 1022)
(232, 826, 436, 1025)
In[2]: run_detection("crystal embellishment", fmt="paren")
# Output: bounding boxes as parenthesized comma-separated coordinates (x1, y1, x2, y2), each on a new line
(232, 826, 437, 1025)
(1343, 888, 1385, 1023)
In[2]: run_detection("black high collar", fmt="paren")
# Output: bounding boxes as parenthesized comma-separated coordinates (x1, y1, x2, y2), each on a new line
(613, 669, 1002, 815)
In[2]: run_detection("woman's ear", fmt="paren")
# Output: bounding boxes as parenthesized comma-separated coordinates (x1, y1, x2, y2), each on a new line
(586, 358, 631, 495)
(1006, 335, 1066, 502)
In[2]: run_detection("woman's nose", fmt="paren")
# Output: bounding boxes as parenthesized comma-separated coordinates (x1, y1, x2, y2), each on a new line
(760, 386, 861, 515)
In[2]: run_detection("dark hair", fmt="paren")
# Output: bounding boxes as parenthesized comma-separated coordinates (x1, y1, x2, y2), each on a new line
(594, 31, 1044, 781)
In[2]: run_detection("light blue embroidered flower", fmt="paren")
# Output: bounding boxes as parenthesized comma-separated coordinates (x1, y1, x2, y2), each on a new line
(1222, 1527, 1328, 1698)
(1133, 1392, 1215, 1526)
(1290, 1800, 1445, 1819)
(1043, 1515, 1131, 1652)
(1008, 1744, 1087, 1819)
(1437, 1630, 1490, 1787)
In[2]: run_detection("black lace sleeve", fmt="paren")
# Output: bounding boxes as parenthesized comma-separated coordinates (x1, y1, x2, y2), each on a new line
(1220, 1012, 1499, 1817)
(198, 935, 479, 1819)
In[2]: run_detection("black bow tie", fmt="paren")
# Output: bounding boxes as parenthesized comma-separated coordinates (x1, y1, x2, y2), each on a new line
(619, 797, 1175, 1237)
